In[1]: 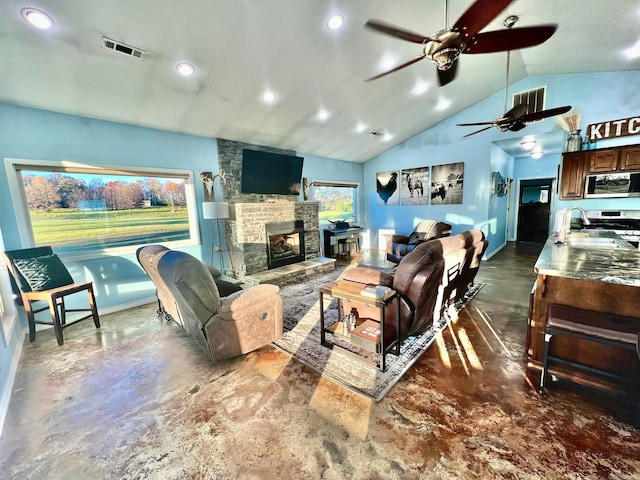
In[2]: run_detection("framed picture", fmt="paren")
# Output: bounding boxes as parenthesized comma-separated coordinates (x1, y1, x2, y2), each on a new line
(375, 170, 400, 206)
(400, 167, 429, 205)
(431, 162, 464, 205)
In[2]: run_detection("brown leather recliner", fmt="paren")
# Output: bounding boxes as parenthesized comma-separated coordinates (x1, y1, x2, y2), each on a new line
(385, 220, 452, 264)
(138, 246, 283, 360)
(456, 230, 489, 302)
(342, 229, 487, 342)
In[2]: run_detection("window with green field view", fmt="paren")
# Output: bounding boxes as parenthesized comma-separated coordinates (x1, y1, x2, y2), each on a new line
(310, 181, 358, 226)
(17, 165, 196, 255)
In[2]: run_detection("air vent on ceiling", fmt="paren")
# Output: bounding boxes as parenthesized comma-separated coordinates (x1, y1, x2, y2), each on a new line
(102, 37, 144, 59)
(512, 86, 546, 120)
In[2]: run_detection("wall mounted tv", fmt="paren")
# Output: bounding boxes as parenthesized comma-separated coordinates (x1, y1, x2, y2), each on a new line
(240, 149, 304, 196)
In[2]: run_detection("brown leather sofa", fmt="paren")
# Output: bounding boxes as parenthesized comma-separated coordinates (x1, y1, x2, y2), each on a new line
(137, 245, 283, 360)
(342, 229, 487, 342)
(385, 220, 452, 264)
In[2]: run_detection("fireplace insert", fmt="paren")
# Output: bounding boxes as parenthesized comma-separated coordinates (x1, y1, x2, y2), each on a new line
(265, 220, 306, 269)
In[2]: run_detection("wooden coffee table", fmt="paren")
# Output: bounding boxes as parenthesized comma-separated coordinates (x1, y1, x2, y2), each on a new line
(319, 279, 401, 371)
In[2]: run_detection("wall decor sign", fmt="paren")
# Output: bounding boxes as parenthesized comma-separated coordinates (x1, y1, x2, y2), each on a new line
(375, 170, 399, 206)
(586, 115, 640, 141)
(400, 167, 429, 205)
(430, 162, 464, 205)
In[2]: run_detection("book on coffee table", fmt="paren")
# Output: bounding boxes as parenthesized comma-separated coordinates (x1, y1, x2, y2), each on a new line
(360, 285, 392, 299)
(350, 320, 381, 352)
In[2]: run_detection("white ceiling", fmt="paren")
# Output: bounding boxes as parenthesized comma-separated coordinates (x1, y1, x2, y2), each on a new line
(1, 1, 639, 163)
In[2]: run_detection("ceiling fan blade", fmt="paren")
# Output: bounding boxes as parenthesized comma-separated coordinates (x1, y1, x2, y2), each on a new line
(457, 120, 496, 127)
(453, 0, 513, 38)
(364, 19, 438, 44)
(365, 54, 427, 81)
(465, 25, 558, 54)
(520, 105, 572, 123)
(437, 60, 458, 86)
(463, 126, 494, 138)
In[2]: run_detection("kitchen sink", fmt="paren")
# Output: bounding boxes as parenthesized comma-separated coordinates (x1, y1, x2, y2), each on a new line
(564, 236, 630, 249)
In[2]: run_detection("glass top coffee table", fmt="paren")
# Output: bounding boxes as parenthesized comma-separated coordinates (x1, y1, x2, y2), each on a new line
(319, 279, 401, 371)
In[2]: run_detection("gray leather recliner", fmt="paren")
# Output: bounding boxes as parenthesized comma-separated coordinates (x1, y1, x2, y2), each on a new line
(137, 245, 283, 360)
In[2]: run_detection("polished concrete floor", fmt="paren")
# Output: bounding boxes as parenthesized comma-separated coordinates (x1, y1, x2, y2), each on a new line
(1, 242, 640, 479)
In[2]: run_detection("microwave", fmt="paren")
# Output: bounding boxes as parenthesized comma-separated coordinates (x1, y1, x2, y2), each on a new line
(584, 172, 640, 198)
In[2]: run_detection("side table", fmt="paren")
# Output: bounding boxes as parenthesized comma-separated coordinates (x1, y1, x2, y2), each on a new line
(319, 279, 401, 371)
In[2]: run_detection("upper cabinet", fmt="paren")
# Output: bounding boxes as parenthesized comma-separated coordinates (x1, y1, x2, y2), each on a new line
(588, 149, 618, 172)
(560, 151, 587, 199)
(587, 145, 640, 173)
(561, 143, 640, 200)
(620, 145, 640, 170)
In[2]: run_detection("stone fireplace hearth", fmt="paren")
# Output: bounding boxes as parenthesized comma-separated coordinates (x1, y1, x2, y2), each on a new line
(227, 202, 321, 281)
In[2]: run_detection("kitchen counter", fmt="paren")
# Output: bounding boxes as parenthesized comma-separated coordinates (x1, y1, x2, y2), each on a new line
(534, 230, 640, 287)
(527, 230, 640, 379)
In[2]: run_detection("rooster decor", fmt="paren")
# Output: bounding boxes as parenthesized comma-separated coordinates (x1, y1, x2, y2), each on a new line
(376, 172, 398, 205)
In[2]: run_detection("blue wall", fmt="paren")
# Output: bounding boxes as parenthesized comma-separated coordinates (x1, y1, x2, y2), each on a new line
(363, 71, 640, 253)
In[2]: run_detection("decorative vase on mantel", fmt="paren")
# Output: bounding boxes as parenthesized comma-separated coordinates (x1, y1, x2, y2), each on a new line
(565, 129, 583, 152)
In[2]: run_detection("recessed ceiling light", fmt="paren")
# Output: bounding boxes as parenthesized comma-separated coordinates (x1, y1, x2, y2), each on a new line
(262, 90, 277, 104)
(317, 109, 330, 122)
(382, 57, 396, 70)
(21, 8, 54, 29)
(327, 14, 344, 31)
(355, 123, 367, 133)
(521, 140, 537, 150)
(624, 39, 640, 59)
(176, 63, 195, 76)
(382, 133, 394, 142)
(530, 151, 543, 159)
(435, 98, 451, 111)
(412, 81, 429, 96)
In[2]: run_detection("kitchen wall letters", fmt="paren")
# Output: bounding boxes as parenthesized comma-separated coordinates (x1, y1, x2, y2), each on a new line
(586, 115, 640, 141)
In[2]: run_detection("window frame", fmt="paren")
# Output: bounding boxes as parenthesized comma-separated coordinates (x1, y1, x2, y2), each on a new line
(4, 158, 202, 261)
(309, 179, 360, 227)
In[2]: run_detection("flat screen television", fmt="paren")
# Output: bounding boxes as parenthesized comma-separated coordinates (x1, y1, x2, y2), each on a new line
(241, 149, 304, 195)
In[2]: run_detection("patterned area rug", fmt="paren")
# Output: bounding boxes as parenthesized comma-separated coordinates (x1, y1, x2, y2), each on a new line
(274, 265, 484, 401)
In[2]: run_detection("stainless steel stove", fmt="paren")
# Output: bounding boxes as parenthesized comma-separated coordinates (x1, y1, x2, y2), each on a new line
(584, 210, 640, 247)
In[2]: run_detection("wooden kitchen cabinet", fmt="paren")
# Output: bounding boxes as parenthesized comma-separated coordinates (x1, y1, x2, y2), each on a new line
(620, 145, 640, 170)
(587, 145, 640, 172)
(560, 151, 587, 199)
(588, 148, 618, 172)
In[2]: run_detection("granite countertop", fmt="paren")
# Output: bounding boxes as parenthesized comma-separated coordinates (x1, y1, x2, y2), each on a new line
(534, 230, 640, 286)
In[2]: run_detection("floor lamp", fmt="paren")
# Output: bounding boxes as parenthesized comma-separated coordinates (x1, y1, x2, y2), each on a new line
(202, 201, 231, 274)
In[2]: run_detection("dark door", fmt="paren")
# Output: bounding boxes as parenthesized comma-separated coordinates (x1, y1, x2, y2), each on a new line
(517, 179, 553, 243)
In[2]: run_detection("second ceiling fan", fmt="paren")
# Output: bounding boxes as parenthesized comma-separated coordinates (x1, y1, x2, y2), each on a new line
(457, 15, 572, 137)
(364, 0, 557, 86)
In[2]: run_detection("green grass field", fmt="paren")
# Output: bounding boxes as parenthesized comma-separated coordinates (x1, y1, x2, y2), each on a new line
(30, 206, 189, 249)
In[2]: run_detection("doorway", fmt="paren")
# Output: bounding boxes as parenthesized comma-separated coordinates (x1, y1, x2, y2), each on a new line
(517, 178, 554, 243)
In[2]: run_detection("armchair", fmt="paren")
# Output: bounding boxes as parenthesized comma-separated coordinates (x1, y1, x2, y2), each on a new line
(141, 247, 283, 360)
(385, 220, 452, 264)
(2, 246, 100, 346)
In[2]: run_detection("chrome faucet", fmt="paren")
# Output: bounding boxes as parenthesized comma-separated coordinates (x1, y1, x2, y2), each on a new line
(559, 207, 591, 242)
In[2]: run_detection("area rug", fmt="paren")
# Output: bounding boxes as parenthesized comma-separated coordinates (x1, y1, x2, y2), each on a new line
(274, 265, 484, 401)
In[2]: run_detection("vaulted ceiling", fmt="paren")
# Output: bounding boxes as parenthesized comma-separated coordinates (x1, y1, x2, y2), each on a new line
(1, 1, 638, 162)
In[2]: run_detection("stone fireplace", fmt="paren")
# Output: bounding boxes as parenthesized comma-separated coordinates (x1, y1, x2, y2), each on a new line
(227, 202, 320, 281)
(265, 220, 305, 269)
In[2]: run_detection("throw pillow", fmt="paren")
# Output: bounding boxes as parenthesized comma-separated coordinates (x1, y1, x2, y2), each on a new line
(408, 231, 426, 245)
(13, 254, 75, 292)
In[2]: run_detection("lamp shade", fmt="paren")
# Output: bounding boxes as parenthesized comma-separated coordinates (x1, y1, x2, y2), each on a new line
(202, 201, 230, 220)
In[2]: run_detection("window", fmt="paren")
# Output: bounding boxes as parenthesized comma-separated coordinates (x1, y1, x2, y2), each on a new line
(309, 181, 358, 226)
(5, 159, 201, 258)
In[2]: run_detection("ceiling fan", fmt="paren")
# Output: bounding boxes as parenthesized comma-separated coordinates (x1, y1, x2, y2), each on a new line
(457, 16, 572, 137)
(364, 0, 557, 86)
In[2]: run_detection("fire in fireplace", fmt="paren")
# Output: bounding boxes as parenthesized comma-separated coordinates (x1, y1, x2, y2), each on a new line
(265, 220, 306, 269)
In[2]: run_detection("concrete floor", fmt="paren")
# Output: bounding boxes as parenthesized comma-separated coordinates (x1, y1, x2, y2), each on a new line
(1, 242, 639, 479)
